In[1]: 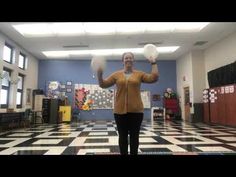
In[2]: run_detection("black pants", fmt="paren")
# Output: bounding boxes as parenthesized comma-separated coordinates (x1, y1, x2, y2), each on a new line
(114, 113, 143, 155)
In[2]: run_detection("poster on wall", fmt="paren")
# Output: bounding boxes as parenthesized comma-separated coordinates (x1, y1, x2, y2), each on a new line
(46, 81, 61, 98)
(74, 84, 114, 110)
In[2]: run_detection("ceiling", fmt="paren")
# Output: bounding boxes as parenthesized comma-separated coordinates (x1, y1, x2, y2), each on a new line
(0, 22, 236, 60)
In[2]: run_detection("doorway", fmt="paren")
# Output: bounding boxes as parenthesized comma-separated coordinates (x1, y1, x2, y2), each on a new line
(184, 87, 191, 121)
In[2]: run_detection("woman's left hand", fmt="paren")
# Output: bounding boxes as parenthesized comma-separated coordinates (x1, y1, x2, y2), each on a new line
(148, 56, 156, 63)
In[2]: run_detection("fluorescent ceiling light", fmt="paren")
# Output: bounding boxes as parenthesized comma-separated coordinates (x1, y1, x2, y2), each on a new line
(173, 22, 210, 32)
(145, 22, 209, 32)
(13, 23, 52, 37)
(42, 51, 70, 58)
(115, 23, 145, 34)
(83, 23, 116, 35)
(12, 22, 210, 37)
(13, 23, 85, 37)
(42, 46, 179, 58)
(50, 23, 85, 36)
(144, 23, 175, 32)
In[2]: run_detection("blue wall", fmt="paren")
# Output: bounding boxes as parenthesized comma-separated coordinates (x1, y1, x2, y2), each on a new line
(38, 59, 176, 121)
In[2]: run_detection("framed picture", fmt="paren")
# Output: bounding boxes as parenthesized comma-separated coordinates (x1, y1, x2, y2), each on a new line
(152, 94, 161, 101)
(60, 84, 66, 89)
(26, 88, 32, 105)
(66, 88, 72, 93)
(66, 81, 72, 86)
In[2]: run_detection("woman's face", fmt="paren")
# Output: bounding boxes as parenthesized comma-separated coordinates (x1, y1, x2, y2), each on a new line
(123, 53, 134, 67)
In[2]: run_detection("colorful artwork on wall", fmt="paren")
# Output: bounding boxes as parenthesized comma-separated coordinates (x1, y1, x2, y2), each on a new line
(74, 84, 114, 110)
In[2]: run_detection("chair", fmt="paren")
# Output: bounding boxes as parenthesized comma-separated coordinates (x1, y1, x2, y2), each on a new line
(163, 98, 179, 120)
(20, 109, 32, 128)
(32, 110, 44, 125)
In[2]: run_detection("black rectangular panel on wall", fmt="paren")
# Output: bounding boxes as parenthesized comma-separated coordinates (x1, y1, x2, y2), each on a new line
(233, 61, 236, 83)
(208, 61, 236, 88)
(208, 69, 218, 88)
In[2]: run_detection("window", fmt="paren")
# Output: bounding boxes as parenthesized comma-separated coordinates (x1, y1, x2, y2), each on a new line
(3, 44, 13, 63)
(18, 53, 26, 69)
(16, 74, 24, 108)
(0, 68, 11, 108)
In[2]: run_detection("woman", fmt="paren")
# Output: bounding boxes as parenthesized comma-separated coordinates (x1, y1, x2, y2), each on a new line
(97, 52, 159, 155)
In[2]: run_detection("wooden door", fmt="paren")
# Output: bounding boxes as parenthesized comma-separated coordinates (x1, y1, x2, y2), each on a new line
(184, 87, 190, 121)
(225, 84, 236, 126)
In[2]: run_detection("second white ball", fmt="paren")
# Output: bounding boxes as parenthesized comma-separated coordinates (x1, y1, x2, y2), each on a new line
(143, 44, 159, 62)
(91, 56, 107, 72)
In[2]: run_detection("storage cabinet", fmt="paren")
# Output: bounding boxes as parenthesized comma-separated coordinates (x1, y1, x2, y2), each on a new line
(163, 98, 179, 119)
(42, 99, 62, 124)
(203, 84, 236, 126)
(151, 107, 164, 123)
(59, 106, 71, 122)
(225, 85, 236, 126)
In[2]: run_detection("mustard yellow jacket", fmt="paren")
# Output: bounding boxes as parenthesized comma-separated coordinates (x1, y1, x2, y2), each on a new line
(99, 70, 158, 114)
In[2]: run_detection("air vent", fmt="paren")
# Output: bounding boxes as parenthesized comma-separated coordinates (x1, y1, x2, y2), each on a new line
(194, 41, 208, 46)
(63, 45, 89, 48)
(138, 41, 163, 46)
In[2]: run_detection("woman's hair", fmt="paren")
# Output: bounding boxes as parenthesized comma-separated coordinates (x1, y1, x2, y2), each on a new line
(122, 52, 134, 61)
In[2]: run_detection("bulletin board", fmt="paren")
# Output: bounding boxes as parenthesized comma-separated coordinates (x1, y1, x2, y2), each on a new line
(74, 84, 114, 110)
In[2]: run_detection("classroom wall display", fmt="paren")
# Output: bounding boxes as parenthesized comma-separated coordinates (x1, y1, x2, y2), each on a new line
(46, 81, 61, 98)
(74, 84, 114, 110)
(141, 90, 151, 108)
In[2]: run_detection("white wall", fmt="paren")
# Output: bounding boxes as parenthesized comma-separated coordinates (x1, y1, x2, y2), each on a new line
(177, 50, 206, 120)
(204, 31, 236, 88)
(177, 31, 236, 121)
(176, 52, 194, 120)
(192, 50, 206, 103)
(0, 32, 38, 112)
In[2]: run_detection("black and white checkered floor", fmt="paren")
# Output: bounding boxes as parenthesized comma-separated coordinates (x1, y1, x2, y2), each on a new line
(0, 120, 236, 155)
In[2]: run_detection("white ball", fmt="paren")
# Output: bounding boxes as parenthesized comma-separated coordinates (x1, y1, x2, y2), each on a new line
(91, 56, 106, 72)
(143, 44, 159, 61)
